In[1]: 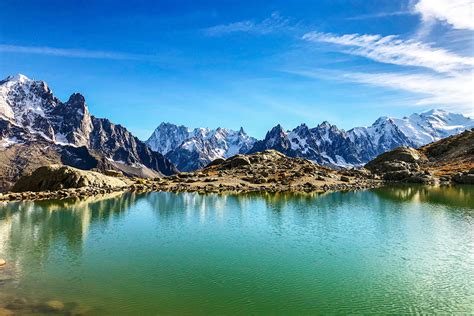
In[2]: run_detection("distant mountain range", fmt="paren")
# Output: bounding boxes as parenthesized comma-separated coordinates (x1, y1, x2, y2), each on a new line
(1, 73, 473, 188)
(147, 110, 474, 170)
(0, 74, 175, 190)
(146, 123, 256, 171)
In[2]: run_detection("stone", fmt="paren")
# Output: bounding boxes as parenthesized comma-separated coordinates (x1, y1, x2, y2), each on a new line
(104, 169, 123, 177)
(45, 300, 64, 311)
(0, 307, 14, 315)
(366, 147, 427, 174)
(340, 176, 350, 182)
(405, 172, 434, 184)
(12, 165, 130, 192)
(383, 170, 412, 181)
(452, 172, 474, 184)
(0, 258, 5, 266)
(229, 155, 251, 168)
(206, 158, 226, 167)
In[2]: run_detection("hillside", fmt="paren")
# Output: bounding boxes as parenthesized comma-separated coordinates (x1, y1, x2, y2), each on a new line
(420, 129, 474, 175)
(366, 129, 474, 183)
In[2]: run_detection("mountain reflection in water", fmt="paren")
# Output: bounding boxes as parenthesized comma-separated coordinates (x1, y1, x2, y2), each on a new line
(0, 186, 472, 314)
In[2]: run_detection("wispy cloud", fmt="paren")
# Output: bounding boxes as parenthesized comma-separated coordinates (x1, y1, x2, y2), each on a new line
(204, 12, 291, 36)
(414, 0, 474, 31)
(299, 27, 473, 115)
(0, 44, 150, 60)
(346, 10, 412, 20)
(289, 69, 473, 116)
(345, 72, 473, 114)
(302, 32, 474, 74)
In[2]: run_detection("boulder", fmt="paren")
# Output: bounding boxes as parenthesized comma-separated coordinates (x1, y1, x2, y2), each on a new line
(206, 158, 226, 167)
(452, 172, 474, 184)
(382, 170, 412, 181)
(404, 171, 434, 184)
(104, 169, 124, 177)
(45, 300, 64, 312)
(340, 176, 350, 182)
(366, 147, 427, 174)
(12, 165, 130, 192)
(229, 155, 251, 168)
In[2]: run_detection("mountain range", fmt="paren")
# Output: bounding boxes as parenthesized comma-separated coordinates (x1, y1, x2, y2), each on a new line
(146, 123, 256, 171)
(147, 110, 474, 170)
(1, 74, 473, 189)
(0, 74, 175, 190)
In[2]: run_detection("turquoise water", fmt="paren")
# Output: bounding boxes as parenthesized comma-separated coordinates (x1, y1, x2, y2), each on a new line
(0, 185, 473, 314)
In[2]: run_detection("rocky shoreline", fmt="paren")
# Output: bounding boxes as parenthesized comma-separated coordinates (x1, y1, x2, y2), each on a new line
(0, 150, 387, 202)
(1, 143, 472, 203)
(0, 177, 384, 203)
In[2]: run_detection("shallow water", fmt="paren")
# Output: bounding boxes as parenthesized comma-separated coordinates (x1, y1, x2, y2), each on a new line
(0, 185, 473, 314)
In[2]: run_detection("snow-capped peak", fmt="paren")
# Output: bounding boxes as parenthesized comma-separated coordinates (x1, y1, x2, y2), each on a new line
(6, 73, 32, 84)
(145, 122, 257, 171)
(0, 74, 59, 130)
(391, 109, 474, 146)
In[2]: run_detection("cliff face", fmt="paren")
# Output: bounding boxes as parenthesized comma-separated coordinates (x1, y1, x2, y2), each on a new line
(0, 74, 176, 191)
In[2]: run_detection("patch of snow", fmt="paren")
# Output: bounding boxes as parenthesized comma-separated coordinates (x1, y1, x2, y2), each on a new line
(0, 137, 20, 148)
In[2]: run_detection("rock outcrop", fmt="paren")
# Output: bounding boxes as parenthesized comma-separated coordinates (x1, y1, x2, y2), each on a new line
(150, 150, 380, 194)
(365, 147, 431, 182)
(365, 129, 474, 184)
(12, 165, 130, 192)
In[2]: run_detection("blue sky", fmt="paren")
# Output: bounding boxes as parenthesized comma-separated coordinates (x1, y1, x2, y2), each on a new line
(1, 0, 473, 139)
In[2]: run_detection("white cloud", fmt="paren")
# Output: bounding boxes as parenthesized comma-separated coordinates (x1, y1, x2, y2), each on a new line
(302, 32, 474, 74)
(204, 12, 290, 36)
(289, 69, 473, 116)
(299, 28, 473, 115)
(414, 0, 474, 31)
(346, 10, 412, 20)
(344, 72, 473, 114)
(0, 44, 148, 60)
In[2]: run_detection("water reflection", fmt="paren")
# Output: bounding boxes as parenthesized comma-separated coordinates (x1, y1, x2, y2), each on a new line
(373, 184, 474, 210)
(0, 192, 143, 260)
(1, 186, 472, 262)
(0, 186, 472, 314)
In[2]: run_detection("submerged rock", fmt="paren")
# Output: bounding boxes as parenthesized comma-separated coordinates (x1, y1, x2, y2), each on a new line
(45, 300, 65, 312)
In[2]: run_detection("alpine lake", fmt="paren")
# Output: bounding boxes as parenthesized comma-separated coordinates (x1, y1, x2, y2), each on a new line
(0, 185, 473, 314)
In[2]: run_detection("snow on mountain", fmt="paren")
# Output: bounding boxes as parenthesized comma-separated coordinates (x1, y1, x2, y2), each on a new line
(249, 110, 473, 168)
(0, 74, 176, 177)
(0, 74, 61, 141)
(391, 109, 474, 146)
(3, 74, 472, 175)
(145, 122, 191, 155)
(146, 123, 256, 171)
(148, 108, 472, 171)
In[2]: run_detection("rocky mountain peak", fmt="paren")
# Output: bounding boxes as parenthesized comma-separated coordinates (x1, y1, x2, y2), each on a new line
(0, 74, 176, 186)
(67, 93, 86, 105)
(266, 124, 286, 138)
(146, 122, 257, 171)
(6, 73, 32, 84)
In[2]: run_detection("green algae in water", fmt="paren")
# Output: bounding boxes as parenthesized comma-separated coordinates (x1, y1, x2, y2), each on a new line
(0, 185, 473, 314)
